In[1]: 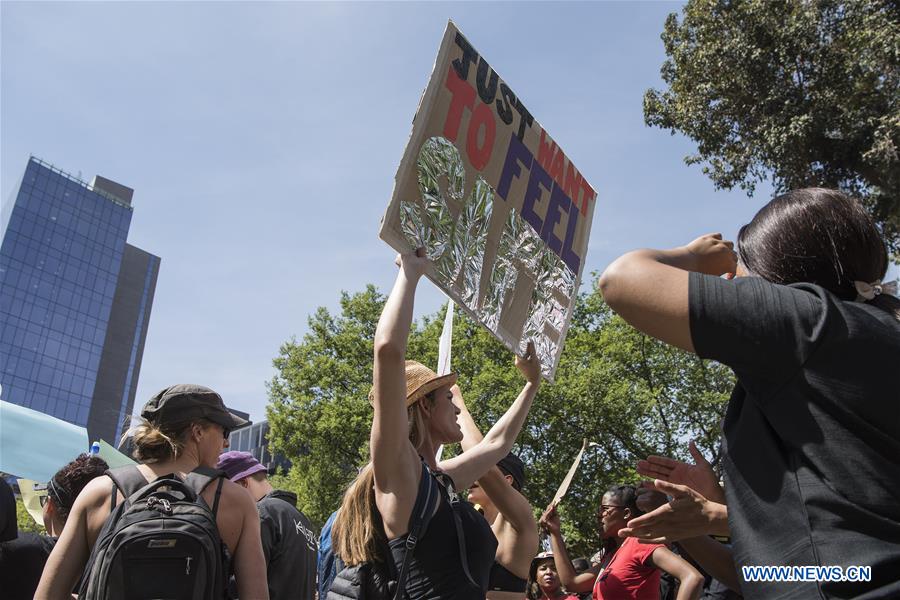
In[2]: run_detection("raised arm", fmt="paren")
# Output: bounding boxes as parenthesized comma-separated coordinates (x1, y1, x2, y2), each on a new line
(439, 343, 541, 490)
(539, 503, 599, 593)
(598, 233, 737, 353)
(371, 250, 430, 536)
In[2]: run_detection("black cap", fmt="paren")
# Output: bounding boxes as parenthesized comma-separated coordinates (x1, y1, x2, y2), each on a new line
(497, 452, 526, 490)
(141, 384, 248, 430)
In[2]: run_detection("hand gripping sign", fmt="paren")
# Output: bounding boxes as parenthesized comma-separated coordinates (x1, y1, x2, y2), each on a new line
(379, 21, 598, 381)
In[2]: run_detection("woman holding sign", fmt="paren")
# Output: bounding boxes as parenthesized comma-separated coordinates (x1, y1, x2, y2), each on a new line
(330, 249, 542, 599)
(598, 189, 900, 597)
(540, 485, 702, 600)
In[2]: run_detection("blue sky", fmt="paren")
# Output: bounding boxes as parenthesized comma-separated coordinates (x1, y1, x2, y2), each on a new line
(4, 2, 874, 422)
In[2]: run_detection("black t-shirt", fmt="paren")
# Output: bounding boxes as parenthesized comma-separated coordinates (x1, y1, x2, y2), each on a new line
(258, 490, 317, 600)
(0, 532, 57, 600)
(689, 273, 900, 599)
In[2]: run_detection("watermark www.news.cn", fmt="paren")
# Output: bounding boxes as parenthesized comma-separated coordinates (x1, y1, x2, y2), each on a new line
(742, 565, 872, 583)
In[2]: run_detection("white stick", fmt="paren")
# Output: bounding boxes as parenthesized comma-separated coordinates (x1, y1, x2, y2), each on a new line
(435, 299, 454, 462)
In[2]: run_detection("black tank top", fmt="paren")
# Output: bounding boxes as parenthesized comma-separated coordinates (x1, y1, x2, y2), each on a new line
(389, 470, 497, 600)
(488, 561, 527, 593)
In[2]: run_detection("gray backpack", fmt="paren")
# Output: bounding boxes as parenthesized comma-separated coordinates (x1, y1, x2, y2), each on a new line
(79, 465, 228, 600)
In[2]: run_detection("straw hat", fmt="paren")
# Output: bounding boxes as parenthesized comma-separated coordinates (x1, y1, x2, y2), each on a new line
(369, 361, 458, 406)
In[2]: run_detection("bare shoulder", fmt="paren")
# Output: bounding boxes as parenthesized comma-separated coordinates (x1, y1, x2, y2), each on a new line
(79, 474, 115, 508)
(203, 477, 256, 523)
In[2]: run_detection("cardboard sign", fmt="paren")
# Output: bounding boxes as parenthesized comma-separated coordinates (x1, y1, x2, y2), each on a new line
(380, 21, 597, 381)
(97, 439, 137, 469)
(551, 439, 599, 507)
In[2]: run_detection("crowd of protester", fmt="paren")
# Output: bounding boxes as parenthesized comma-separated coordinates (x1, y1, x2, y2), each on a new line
(1, 188, 898, 599)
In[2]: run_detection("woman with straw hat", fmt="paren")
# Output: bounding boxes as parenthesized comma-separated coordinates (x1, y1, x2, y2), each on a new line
(330, 249, 542, 599)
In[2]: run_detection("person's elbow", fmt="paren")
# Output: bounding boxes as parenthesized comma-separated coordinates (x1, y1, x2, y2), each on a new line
(597, 255, 634, 312)
(373, 333, 404, 361)
(679, 568, 705, 599)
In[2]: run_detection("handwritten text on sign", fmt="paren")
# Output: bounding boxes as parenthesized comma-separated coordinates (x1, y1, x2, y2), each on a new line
(380, 22, 598, 381)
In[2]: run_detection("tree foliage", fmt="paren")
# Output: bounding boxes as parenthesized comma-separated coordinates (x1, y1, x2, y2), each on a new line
(267, 277, 733, 556)
(644, 0, 900, 252)
(16, 496, 45, 534)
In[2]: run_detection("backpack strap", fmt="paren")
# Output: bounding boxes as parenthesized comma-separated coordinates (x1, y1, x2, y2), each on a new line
(448, 494, 478, 590)
(393, 462, 437, 600)
(184, 466, 226, 516)
(431, 470, 478, 590)
(106, 466, 150, 506)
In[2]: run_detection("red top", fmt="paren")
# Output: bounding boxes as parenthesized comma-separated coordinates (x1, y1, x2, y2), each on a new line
(592, 537, 664, 600)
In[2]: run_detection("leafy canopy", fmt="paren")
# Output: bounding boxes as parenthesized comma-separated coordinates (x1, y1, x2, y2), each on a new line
(644, 0, 900, 252)
(266, 277, 733, 556)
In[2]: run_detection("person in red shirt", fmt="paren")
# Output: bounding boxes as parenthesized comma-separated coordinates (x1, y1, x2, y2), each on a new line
(526, 551, 580, 600)
(540, 484, 702, 600)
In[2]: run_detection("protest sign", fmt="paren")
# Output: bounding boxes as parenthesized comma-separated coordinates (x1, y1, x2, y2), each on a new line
(551, 439, 599, 507)
(98, 439, 137, 469)
(0, 399, 89, 482)
(380, 21, 598, 381)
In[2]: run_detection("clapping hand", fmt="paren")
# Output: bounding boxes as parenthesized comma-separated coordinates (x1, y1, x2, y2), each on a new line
(682, 233, 738, 277)
(636, 441, 725, 504)
(618, 480, 727, 543)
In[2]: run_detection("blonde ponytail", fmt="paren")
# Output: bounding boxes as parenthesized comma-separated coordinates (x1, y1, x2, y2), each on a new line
(123, 416, 194, 463)
(332, 464, 386, 566)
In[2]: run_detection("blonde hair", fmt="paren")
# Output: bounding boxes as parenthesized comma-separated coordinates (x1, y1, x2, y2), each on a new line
(333, 394, 436, 564)
(332, 464, 385, 566)
(122, 416, 212, 463)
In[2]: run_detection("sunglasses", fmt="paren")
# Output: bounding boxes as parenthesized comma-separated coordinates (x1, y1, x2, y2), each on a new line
(39, 494, 50, 508)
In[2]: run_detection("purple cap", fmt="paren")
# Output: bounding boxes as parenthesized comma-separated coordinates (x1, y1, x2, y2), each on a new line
(217, 451, 267, 482)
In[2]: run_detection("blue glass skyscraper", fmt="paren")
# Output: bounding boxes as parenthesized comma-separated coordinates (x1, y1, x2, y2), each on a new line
(1, 157, 159, 443)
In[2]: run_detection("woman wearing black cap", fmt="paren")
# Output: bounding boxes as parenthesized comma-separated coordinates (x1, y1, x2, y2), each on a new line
(35, 384, 269, 600)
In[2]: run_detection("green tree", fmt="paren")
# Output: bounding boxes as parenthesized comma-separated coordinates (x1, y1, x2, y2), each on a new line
(644, 0, 900, 252)
(16, 496, 46, 534)
(267, 277, 734, 556)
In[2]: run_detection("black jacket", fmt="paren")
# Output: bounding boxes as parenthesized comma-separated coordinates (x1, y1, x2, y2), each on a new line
(258, 490, 317, 600)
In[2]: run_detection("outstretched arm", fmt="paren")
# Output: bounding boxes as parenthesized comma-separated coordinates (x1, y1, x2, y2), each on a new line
(598, 233, 737, 352)
(439, 343, 541, 490)
(371, 250, 429, 536)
